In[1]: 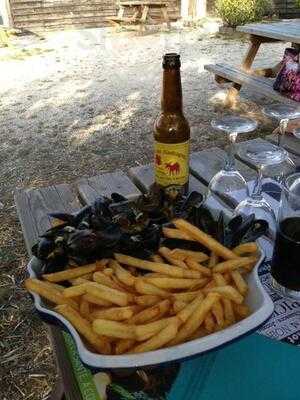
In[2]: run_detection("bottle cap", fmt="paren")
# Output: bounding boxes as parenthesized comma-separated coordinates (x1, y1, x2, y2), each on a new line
(162, 53, 181, 69)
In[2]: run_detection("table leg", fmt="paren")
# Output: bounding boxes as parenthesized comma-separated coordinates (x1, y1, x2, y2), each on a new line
(139, 5, 149, 32)
(161, 6, 170, 30)
(225, 36, 262, 108)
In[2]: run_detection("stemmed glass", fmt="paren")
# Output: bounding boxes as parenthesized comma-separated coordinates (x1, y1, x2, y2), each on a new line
(235, 142, 289, 234)
(208, 115, 258, 204)
(263, 104, 300, 147)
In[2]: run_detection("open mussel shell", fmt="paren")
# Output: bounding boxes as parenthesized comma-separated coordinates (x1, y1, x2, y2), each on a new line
(241, 219, 269, 243)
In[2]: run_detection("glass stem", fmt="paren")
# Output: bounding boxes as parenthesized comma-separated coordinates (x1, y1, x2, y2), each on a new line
(251, 166, 264, 200)
(278, 118, 288, 148)
(225, 132, 238, 171)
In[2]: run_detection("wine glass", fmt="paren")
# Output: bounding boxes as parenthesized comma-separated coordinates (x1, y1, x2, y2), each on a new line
(208, 115, 258, 204)
(234, 141, 288, 235)
(263, 104, 300, 147)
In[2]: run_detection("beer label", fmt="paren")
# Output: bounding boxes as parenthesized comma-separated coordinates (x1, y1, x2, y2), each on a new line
(154, 140, 189, 187)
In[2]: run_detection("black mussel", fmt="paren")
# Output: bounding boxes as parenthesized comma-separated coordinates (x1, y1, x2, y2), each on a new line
(226, 214, 256, 248)
(48, 212, 75, 225)
(111, 193, 128, 203)
(160, 238, 209, 254)
(73, 205, 93, 226)
(67, 229, 103, 259)
(41, 223, 69, 239)
(32, 237, 56, 260)
(193, 206, 217, 238)
(241, 219, 269, 243)
(176, 191, 204, 219)
(92, 196, 112, 219)
(118, 224, 161, 254)
(39, 251, 69, 275)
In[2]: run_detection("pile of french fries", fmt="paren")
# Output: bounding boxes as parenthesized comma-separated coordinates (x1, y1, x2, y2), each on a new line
(25, 219, 259, 355)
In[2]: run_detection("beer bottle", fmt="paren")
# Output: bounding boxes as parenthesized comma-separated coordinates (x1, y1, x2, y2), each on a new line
(154, 53, 190, 197)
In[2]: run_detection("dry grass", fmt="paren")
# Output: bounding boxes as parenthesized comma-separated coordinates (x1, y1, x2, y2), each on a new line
(0, 27, 281, 399)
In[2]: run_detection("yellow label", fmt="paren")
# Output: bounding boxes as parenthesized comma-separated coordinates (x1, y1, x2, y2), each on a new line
(154, 140, 189, 187)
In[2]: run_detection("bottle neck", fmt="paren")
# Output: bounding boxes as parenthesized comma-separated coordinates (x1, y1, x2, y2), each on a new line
(161, 68, 183, 114)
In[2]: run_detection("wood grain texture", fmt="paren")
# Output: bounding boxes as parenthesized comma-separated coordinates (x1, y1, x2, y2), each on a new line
(267, 134, 300, 157)
(77, 170, 141, 204)
(129, 163, 208, 194)
(205, 64, 299, 105)
(237, 20, 300, 44)
(190, 147, 256, 185)
(14, 184, 82, 400)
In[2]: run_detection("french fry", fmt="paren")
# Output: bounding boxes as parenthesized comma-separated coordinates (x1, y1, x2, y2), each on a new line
(185, 258, 211, 277)
(110, 260, 136, 287)
(213, 273, 235, 324)
(211, 300, 224, 326)
(41, 281, 65, 292)
(135, 317, 177, 342)
(63, 284, 88, 298)
(223, 299, 235, 324)
(81, 273, 94, 280)
(212, 256, 258, 273)
(91, 306, 138, 321)
(93, 319, 136, 339)
(173, 219, 238, 260)
(173, 300, 188, 314)
(114, 253, 202, 279)
(171, 291, 201, 302)
(93, 271, 124, 291)
(134, 280, 170, 297)
(82, 293, 113, 307)
(131, 321, 178, 353)
(56, 304, 111, 354)
(208, 252, 219, 268)
(188, 327, 208, 341)
(135, 295, 161, 307)
(128, 300, 170, 325)
(204, 286, 244, 304)
(115, 339, 136, 355)
(169, 293, 220, 346)
(171, 249, 209, 263)
(231, 271, 248, 295)
(177, 292, 204, 324)
(43, 264, 98, 282)
(143, 277, 207, 290)
(87, 283, 130, 307)
(79, 299, 90, 319)
(233, 242, 258, 256)
(233, 304, 251, 319)
(25, 278, 79, 310)
(103, 268, 114, 276)
(150, 254, 165, 263)
(204, 312, 215, 333)
(69, 277, 89, 286)
(158, 247, 187, 268)
(162, 227, 196, 241)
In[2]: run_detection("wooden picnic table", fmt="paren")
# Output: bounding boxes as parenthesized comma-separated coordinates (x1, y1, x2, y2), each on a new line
(106, 0, 171, 31)
(205, 19, 300, 107)
(15, 132, 300, 399)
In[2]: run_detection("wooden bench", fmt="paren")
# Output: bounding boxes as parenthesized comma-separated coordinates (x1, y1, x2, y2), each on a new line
(106, 0, 171, 31)
(205, 20, 300, 107)
(204, 63, 299, 105)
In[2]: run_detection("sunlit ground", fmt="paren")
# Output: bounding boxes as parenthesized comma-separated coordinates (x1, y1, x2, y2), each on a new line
(0, 26, 286, 399)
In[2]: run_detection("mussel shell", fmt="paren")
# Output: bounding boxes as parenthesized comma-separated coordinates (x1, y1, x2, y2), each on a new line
(32, 237, 56, 260)
(241, 219, 269, 243)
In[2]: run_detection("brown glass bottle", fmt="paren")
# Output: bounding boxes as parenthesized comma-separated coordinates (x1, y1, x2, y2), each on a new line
(154, 53, 190, 196)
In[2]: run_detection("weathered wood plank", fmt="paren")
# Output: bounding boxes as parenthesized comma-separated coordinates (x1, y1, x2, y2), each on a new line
(237, 20, 300, 44)
(77, 171, 141, 204)
(129, 163, 208, 194)
(205, 64, 299, 105)
(267, 133, 300, 157)
(14, 184, 83, 400)
(190, 147, 256, 185)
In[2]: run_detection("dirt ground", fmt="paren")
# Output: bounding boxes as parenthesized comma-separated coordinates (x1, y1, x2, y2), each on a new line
(0, 26, 286, 399)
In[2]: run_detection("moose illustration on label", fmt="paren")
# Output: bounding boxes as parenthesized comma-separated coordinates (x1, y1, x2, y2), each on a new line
(165, 162, 180, 175)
